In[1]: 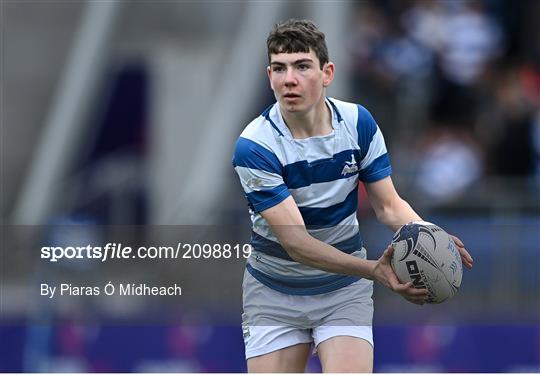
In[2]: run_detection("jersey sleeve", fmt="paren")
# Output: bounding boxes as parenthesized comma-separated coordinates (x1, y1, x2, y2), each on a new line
(232, 136, 290, 212)
(356, 105, 393, 182)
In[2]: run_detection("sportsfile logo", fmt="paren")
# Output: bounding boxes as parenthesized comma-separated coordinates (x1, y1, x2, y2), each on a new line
(341, 154, 358, 175)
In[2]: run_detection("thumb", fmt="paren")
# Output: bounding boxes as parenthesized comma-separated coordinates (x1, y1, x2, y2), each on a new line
(383, 245, 395, 260)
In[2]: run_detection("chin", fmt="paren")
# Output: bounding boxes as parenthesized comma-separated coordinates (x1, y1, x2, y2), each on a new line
(284, 105, 300, 112)
(285, 107, 306, 116)
(280, 102, 304, 113)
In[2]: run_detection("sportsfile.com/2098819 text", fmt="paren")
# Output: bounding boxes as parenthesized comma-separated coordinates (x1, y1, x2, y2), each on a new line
(40, 243, 252, 262)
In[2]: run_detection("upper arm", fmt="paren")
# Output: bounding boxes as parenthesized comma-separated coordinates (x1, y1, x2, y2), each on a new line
(259, 195, 304, 226)
(356, 105, 392, 183)
(364, 176, 401, 213)
(233, 136, 290, 212)
(233, 136, 309, 246)
(260, 196, 309, 249)
(355, 105, 400, 218)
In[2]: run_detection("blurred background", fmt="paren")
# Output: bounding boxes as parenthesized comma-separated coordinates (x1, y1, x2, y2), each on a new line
(1, 0, 539, 372)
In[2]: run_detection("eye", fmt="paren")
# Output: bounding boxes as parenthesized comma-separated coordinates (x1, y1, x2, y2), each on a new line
(298, 64, 310, 71)
(272, 66, 284, 72)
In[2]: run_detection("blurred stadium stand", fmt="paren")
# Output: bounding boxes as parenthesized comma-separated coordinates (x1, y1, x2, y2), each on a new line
(1, 0, 539, 372)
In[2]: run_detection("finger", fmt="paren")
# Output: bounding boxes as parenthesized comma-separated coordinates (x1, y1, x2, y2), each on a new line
(451, 235, 464, 248)
(463, 258, 474, 269)
(452, 235, 474, 266)
(404, 287, 429, 297)
(391, 280, 412, 293)
(458, 247, 474, 266)
(401, 291, 429, 301)
(405, 296, 426, 305)
(457, 245, 473, 260)
(395, 283, 429, 300)
(405, 290, 430, 302)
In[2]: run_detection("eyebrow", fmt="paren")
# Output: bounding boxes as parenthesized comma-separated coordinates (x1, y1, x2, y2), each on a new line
(270, 58, 314, 66)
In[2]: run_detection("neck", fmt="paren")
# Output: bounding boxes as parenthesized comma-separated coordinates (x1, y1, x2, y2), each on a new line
(281, 98, 333, 139)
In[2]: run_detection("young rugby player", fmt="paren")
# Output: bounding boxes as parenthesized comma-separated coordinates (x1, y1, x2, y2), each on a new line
(233, 19, 473, 372)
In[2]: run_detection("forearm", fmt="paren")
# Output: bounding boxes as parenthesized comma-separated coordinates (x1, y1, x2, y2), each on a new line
(261, 196, 376, 279)
(375, 196, 422, 232)
(280, 229, 375, 279)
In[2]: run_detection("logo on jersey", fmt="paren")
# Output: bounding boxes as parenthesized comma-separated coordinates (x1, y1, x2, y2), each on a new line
(341, 154, 358, 176)
(247, 177, 263, 190)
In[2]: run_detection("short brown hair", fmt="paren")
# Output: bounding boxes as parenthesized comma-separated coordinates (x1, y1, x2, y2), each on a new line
(267, 19, 329, 69)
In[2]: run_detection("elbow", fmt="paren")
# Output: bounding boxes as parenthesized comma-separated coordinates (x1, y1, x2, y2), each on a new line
(279, 232, 311, 263)
(374, 197, 405, 225)
(281, 239, 304, 262)
(374, 204, 392, 223)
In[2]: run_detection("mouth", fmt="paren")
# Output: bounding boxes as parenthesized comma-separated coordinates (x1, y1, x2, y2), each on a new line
(283, 93, 301, 99)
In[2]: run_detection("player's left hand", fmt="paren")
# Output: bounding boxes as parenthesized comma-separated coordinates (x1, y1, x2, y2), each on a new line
(450, 235, 473, 269)
(372, 245, 429, 305)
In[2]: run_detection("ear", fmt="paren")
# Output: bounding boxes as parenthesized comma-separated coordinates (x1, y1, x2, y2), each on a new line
(322, 62, 335, 87)
(267, 66, 274, 90)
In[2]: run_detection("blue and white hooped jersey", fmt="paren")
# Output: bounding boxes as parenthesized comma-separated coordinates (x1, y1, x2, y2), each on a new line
(232, 98, 392, 295)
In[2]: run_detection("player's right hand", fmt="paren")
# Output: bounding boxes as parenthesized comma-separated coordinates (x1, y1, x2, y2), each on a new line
(372, 245, 429, 305)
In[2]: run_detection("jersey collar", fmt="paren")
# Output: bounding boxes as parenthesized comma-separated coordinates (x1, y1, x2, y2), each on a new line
(266, 97, 342, 140)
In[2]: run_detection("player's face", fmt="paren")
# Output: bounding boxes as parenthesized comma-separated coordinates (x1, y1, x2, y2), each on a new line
(267, 49, 334, 114)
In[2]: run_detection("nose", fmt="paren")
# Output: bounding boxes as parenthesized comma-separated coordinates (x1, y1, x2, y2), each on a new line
(284, 67, 298, 86)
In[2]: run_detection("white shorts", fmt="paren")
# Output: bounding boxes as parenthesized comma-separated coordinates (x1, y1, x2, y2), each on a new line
(242, 270, 374, 359)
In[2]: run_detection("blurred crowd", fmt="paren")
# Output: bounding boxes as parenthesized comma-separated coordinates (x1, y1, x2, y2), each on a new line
(347, 0, 540, 203)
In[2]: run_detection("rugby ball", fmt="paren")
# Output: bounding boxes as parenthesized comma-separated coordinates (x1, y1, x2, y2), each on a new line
(391, 221, 463, 303)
